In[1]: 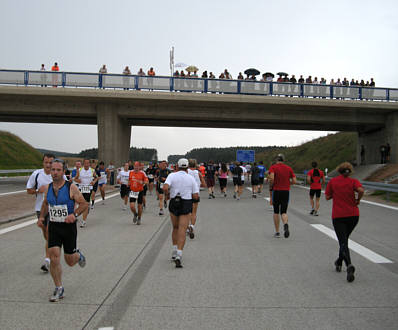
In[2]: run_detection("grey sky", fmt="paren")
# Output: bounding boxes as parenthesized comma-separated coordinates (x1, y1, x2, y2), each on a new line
(0, 0, 397, 159)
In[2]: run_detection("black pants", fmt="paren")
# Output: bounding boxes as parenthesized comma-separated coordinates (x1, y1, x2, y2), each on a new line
(332, 216, 359, 266)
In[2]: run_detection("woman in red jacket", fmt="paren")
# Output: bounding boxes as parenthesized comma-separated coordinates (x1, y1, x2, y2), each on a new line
(325, 162, 364, 282)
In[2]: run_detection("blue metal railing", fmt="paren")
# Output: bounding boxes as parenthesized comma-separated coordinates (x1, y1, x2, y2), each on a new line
(0, 69, 397, 101)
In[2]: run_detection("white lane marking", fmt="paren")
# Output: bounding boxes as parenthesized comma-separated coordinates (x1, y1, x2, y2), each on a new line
(296, 185, 398, 211)
(0, 189, 26, 197)
(0, 192, 120, 236)
(98, 328, 114, 330)
(311, 224, 393, 264)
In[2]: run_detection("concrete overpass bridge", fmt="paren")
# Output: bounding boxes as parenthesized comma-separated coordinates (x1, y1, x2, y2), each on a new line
(0, 85, 397, 166)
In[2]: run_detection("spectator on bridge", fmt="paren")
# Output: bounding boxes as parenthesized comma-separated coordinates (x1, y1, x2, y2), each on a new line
(355, 80, 360, 86)
(305, 75, 312, 84)
(40, 64, 47, 87)
(224, 69, 232, 79)
(180, 70, 185, 77)
(250, 74, 257, 81)
(266, 74, 273, 82)
(298, 75, 304, 84)
(209, 72, 215, 79)
(147, 67, 155, 76)
(173, 70, 179, 77)
(289, 75, 297, 83)
(219, 73, 225, 79)
(369, 78, 375, 87)
(99, 65, 107, 89)
(360, 80, 365, 87)
(245, 73, 251, 80)
(329, 78, 335, 85)
(201, 71, 208, 78)
(122, 66, 131, 90)
(137, 68, 145, 76)
(237, 72, 244, 80)
(342, 78, 349, 86)
(192, 70, 198, 78)
(260, 74, 267, 82)
(147, 67, 155, 91)
(350, 78, 355, 86)
(51, 62, 59, 87)
(320, 78, 327, 98)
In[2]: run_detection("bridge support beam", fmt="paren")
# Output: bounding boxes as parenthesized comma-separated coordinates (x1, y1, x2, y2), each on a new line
(357, 112, 398, 165)
(97, 104, 131, 167)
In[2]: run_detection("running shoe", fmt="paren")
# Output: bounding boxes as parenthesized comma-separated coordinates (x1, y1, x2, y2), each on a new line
(283, 223, 290, 238)
(237, 197, 240, 200)
(188, 225, 195, 239)
(90, 203, 94, 210)
(208, 195, 212, 199)
(310, 209, 315, 215)
(233, 194, 236, 199)
(137, 217, 141, 225)
(164, 200, 167, 208)
(347, 265, 355, 282)
(77, 249, 86, 268)
(49, 287, 64, 302)
(224, 193, 227, 197)
(174, 256, 183, 268)
(133, 213, 138, 224)
(274, 232, 281, 238)
(41, 262, 49, 273)
(80, 220, 87, 228)
(211, 193, 215, 199)
(313, 211, 319, 216)
(159, 209, 164, 216)
(334, 259, 342, 272)
(171, 250, 177, 260)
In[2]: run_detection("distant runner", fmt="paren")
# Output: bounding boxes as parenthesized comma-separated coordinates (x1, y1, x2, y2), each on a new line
(307, 161, 325, 216)
(257, 161, 267, 194)
(96, 161, 109, 205)
(231, 161, 243, 200)
(155, 161, 171, 215)
(187, 159, 205, 239)
(128, 162, 148, 225)
(117, 162, 130, 210)
(205, 160, 217, 199)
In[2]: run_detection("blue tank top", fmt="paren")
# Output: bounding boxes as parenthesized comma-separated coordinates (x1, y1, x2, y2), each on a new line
(46, 182, 75, 215)
(258, 165, 266, 178)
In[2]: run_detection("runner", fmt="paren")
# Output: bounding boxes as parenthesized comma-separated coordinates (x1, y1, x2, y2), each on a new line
(325, 162, 364, 282)
(26, 153, 55, 272)
(155, 161, 171, 215)
(164, 158, 199, 268)
(71, 160, 82, 188)
(245, 163, 252, 181)
(74, 158, 98, 227)
(217, 163, 228, 197)
(251, 162, 260, 198)
(96, 161, 109, 205)
(37, 158, 88, 302)
(230, 161, 243, 200)
(205, 160, 217, 199)
(240, 162, 247, 187)
(307, 161, 325, 216)
(268, 154, 296, 238)
(257, 161, 267, 194)
(90, 160, 98, 209)
(145, 163, 157, 196)
(128, 161, 148, 225)
(140, 162, 148, 209)
(117, 162, 130, 210)
(187, 159, 206, 239)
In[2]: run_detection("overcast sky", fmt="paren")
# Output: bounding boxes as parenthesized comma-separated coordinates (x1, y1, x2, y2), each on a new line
(0, 0, 397, 160)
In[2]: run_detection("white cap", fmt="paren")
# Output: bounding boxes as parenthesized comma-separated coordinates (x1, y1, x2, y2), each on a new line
(177, 158, 189, 168)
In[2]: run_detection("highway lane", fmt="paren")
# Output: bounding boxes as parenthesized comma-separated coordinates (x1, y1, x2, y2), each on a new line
(0, 183, 397, 330)
(0, 177, 28, 195)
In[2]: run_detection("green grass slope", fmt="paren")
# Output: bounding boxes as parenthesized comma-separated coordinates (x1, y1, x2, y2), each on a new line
(0, 131, 43, 169)
(257, 132, 357, 173)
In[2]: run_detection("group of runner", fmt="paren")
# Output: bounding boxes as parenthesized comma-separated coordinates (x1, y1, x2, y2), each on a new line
(26, 152, 363, 302)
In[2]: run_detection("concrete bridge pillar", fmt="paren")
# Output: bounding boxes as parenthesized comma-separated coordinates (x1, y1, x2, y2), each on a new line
(97, 104, 131, 167)
(357, 112, 398, 165)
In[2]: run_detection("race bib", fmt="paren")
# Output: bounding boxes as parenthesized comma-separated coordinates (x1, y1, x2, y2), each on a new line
(159, 183, 164, 189)
(101, 173, 107, 178)
(49, 205, 68, 223)
(80, 185, 92, 193)
(130, 191, 139, 198)
(148, 174, 154, 179)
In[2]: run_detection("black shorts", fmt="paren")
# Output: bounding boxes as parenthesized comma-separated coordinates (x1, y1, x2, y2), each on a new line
(92, 182, 98, 192)
(272, 190, 290, 214)
(259, 177, 264, 184)
(143, 185, 147, 196)
(36, 211, 49, 227)
(310, 189, 321, 198)
(157, 183, 165, 194)
(148, 178, 154, 183)
(219, 178, 227, 189)
(120, 184, 129, 198)
(82, 193, 91, 203)
(251, 179, 259, 186)
(206, 177, 215, 187)
(192, 197, 200, 203)
(169, 198, 193, 216)
(48, 222, 77, 254)
(233, 177, 242, 186)
(129, 191, 144, 204)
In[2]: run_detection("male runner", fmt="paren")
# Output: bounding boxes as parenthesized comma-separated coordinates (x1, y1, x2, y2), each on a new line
(71, 160, 82, 188)
(128, 162, 148, 224)
(251, 162, 260, 198)
(96, 161, 109, 205)
(156, 161, 171, 215)
(117, 162, 130, 210)
(268, 154, 296, 238)
(231, 161, 244, 200)
(90, 160, 98, 209)
(187, 159, 205, 239)
(139, 162, 148, 209)
(26, 153, 55, 272)
(257, 161, 267, 194)
(145, 163, 157, 195)
(205, 160, 217, 199)
(74, 158, 98, 227)
(38, 159, 88, 302)
(164, 158, 199, 268)
(307, 161, 325, 216)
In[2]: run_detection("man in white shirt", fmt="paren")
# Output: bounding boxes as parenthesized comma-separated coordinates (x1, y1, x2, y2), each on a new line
(164, 158, 199, 268)
(26, 153, 55, 272)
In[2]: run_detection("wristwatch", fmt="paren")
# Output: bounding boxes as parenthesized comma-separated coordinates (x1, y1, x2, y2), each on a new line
(74, 212, 79, 218)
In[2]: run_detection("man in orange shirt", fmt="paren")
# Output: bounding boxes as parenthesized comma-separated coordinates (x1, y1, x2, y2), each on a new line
(51, 62, 59, 87)
(128, 161, 148, 225)
(147, 67, 155, 91)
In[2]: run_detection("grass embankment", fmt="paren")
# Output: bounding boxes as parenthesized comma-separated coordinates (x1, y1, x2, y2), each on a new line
(257, 132, 357, 173)
(371, 191, 398, 203)
(0, 131, 43, 170)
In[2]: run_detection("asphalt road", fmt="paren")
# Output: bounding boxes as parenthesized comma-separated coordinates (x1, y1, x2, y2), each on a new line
(0, 177, 28, 195)
(1, 182, 397, 330)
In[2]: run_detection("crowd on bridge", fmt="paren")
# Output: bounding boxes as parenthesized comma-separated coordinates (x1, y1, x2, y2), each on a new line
(26, 152, 365, 302)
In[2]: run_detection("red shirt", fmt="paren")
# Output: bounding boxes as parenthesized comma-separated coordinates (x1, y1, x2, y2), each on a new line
(307, 168, 324, 190)
(269, 163, 295, 191)
(129, 171, 148, 192)
(325, 175, 362, 219)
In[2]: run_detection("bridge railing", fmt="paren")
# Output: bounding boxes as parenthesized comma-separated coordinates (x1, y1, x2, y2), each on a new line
(0, 69, 397, 101)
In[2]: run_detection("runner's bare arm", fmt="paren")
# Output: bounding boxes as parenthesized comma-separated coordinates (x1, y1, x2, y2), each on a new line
(163, 183, 170, 200)
(65, 184, 88, 223)
(37, 185, 49, 228)
(291, 176, 297, 185)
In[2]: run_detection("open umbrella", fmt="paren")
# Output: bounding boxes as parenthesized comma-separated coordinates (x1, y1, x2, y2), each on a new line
(277, 72, 288, 76)
(175, 62, 187, 68)
(264, 72, 274, 77)
(186, 65, 199, 72)
(244, 68, 260, 76)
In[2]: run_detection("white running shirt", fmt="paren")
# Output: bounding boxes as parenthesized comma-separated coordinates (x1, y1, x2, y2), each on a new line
(188, 168, 200, 191)
(26, 169, 52, 212)
(165, 171, 199, 199)
(117, 170, 130, 185)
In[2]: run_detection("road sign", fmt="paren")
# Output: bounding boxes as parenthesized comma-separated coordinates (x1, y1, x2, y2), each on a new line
(236, 150, 255, 163)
